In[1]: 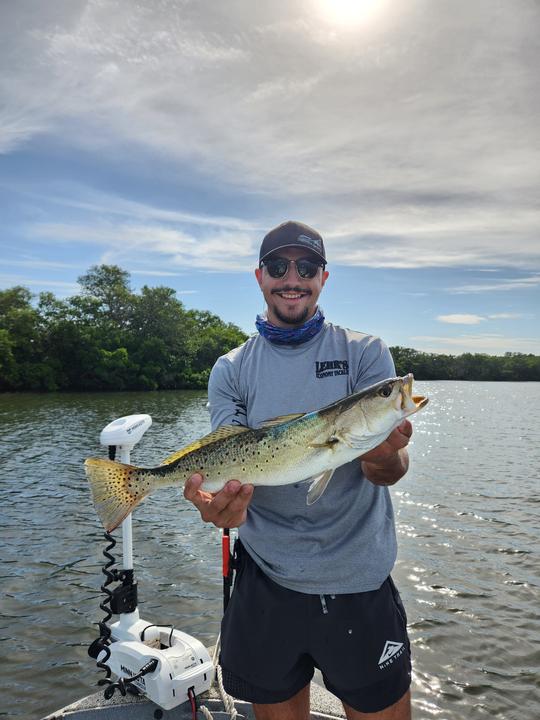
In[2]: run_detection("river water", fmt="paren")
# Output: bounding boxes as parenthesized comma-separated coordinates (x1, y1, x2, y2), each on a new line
(0, 382, 538, 720)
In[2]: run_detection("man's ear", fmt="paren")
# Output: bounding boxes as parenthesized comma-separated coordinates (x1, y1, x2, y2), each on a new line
(321, 269, 329, 288)
(255, 267, 263, 288)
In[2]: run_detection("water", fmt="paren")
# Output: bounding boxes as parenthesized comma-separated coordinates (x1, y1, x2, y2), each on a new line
(0, 383, 538, 720)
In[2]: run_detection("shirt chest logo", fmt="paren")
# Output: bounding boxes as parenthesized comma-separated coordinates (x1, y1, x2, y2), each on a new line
(315, 360, 349, 379)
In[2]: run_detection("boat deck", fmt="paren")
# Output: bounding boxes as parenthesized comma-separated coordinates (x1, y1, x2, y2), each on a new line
(43, 677, 346, 719)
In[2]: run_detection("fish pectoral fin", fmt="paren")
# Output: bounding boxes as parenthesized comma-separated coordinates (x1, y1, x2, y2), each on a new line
(259, 412, 306, 428)
(335, 430, 371, 450)
(309, 436, 339, 449)
(160, 425, 251, 465)
(306, 469, 335, 505)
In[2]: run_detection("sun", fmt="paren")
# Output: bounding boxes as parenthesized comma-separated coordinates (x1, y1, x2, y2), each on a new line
(316, 0, 387, 27)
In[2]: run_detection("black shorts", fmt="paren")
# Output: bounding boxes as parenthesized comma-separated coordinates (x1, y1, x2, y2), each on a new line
(220, 543, 412, 714)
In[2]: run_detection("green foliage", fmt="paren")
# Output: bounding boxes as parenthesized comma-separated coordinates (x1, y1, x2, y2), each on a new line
(1, 270, 538, 391)
(0, 286, 50, 391)
(390, 346, 540, 382)
(0, 266, 247, 392)
(0, 328, 17, 389)
(78, 265, 132, 328)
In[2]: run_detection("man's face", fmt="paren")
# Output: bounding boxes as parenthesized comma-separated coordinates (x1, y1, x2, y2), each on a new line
(255, 247, 329, 328)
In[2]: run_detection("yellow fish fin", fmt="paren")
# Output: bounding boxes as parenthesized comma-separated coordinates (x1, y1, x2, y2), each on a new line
(84, 457, 149, 532)
(259, 412, 305, 428)
(160, 425, 251, 465)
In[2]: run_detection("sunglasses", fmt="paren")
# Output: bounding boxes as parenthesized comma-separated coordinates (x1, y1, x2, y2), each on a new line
(261, 256, 325, 279)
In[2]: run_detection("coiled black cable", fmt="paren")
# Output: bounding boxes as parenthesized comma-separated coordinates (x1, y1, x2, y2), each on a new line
(88, 530, 118, 695)
(88, 445, 119, 692)
(97, 531, 116, 688)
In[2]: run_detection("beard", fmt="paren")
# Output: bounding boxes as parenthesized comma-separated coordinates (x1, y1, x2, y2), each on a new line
(267, 285, 316, 327)
(270, 303, 311, 327)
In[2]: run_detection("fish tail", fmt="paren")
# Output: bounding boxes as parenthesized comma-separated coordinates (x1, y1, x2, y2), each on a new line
(84, 457, 150, 532)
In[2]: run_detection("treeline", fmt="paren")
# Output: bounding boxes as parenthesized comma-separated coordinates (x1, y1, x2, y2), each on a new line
(0, 265, 248, 392)
(391, 345, 540, 381)
(1, 266, 539, 392)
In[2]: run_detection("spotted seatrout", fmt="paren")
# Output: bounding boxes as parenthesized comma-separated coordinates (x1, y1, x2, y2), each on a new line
(85, 374, 428, 531)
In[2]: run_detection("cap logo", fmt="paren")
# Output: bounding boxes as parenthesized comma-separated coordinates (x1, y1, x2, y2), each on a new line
(298, 234, 322, 251)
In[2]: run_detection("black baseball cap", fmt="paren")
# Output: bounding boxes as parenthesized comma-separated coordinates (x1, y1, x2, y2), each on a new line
(259, 220, 326, 264)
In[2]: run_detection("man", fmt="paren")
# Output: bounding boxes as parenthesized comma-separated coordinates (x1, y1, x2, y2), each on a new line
(184, 221, 413, 719)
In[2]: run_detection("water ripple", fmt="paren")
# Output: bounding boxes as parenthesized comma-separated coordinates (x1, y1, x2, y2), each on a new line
(1, 383, 540, 719)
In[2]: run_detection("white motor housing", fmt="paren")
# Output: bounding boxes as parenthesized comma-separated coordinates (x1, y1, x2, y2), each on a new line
(99, 622, 214, 710)
(99, 414, 152, 449)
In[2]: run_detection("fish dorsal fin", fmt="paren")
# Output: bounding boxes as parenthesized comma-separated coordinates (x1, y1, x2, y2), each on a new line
(160, 425, 250, 465)
(259, 412, 306, 428)
(306, 469, 335, 505)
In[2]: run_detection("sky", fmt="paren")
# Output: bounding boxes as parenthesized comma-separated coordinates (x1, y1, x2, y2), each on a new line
(1, 0, 539, 355)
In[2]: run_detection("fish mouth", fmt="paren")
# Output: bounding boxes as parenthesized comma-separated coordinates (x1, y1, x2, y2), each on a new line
(400, 373, 428, 413)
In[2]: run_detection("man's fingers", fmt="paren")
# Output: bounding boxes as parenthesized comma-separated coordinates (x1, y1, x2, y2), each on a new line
(184, 473, 206, 501)
(185, 478, 254, 527)
(217, 508, 249, 529)
(385, 421, 413, 450)
(360, 420, 414, 464)
(203, 481, 243, 513)
(207, 483, 253, 523)
(398, 419, 413, 438)
(219, 484, 254, 519)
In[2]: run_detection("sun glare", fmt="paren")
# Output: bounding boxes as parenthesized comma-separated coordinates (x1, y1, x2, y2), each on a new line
(317, 0, 386, 27)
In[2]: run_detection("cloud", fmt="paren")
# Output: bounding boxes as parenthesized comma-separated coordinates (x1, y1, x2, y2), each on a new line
(29, 219, 257, 273)
(22, 184, 540, 275)
(129, 270, 186, 277)
(437, 312, 528, 326)
(487, 313, 525, 320)
(437, 314, 485, 325)
(1, 0, 539, 273)
(0, 258, 82, 270)
(13, 186, 262, 272)
(448, 275, 540, 293)
(411, 333, 540, 356)
(0, 273, 79, 293)
(40, 189, 258, 231)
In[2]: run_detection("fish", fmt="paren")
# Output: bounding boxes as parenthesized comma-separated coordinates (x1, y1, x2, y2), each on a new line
(85, 373, 428, 532)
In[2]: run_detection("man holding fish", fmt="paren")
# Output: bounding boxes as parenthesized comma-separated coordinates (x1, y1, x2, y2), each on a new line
(184, 221, 419, 720)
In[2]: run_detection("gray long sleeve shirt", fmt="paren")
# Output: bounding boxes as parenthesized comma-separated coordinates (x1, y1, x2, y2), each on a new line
(207, 322, 398, 594)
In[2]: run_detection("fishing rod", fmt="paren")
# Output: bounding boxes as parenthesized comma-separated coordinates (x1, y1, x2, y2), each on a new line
(222, 528, 233, 613)
(87, 414, 214, 712)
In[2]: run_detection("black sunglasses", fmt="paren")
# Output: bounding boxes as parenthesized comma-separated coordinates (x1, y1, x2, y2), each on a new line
(261, 256, 325, 279)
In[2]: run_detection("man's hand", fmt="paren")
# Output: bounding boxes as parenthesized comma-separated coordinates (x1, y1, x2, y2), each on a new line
(184, 473, 254, 528)
(360, 419, 413, 486)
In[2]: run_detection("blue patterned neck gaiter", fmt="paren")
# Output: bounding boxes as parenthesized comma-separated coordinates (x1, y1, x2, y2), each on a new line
(255, 308, 325, 345)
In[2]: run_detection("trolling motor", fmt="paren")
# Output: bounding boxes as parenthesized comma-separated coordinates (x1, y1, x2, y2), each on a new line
(88, 414, 214, 712)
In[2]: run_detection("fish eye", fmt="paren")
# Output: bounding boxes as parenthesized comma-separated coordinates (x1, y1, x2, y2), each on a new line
(378, 384, 393, 398)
